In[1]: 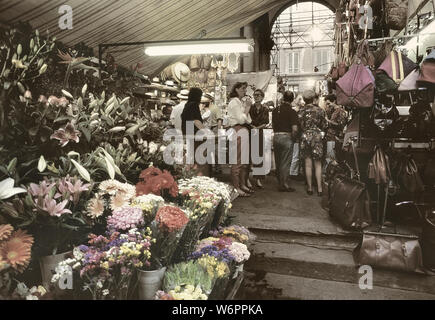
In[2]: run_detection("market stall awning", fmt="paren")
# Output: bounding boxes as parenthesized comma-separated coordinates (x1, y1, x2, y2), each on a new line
(0, 0, 292, 77)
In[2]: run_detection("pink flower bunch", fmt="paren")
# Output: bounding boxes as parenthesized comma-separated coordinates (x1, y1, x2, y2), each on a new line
(56, 175, 90, 204)
(107, 207, 144, 231)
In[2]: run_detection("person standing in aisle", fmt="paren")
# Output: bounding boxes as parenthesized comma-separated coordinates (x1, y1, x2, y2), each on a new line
(227, 82, 253, 197)
(249, 89, 270, 188)
(181, 87, 208, 176)
(290, 94, 305, 181)
(272, 91, 299, 192)
(170, 89, 189, 132)
(299, 90, 328, 196)
(324, 94, 348, 166)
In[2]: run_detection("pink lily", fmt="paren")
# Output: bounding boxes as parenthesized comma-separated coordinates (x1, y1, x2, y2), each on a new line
(50, 122, 81, 147)
(43, 196, 72, 217)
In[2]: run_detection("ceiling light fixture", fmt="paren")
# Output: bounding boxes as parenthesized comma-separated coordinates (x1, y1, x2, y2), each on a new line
(143, 38, 254, 56)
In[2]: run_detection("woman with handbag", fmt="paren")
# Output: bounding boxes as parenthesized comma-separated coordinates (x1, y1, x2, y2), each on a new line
(299, 90, 328, 196)
(227, 82, 254, 197)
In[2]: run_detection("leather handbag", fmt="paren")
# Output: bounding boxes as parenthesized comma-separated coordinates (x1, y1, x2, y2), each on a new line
(385, 0, 409, 30)
(398, 68, 420, 91)
(368, 146, 391, 185)
(189, 55, 202, 72)
(418, 50, 435, 85)
(329, 141, 372, 230)
(378, 51, 417, 84)
(336, 63, 375, 108)
(396, 157, 425, 194)
(422, 209, 435, 270)
(373, 40, 394, 69)
(338, 61, 348, 78)
(354, 227, 425, 273)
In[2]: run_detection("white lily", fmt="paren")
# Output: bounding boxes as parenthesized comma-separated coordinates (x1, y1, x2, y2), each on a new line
(0, 178, 27, 200)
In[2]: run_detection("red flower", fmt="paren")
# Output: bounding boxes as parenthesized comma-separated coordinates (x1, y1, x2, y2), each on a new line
(139, 167, 162, 182)
(155, 206, 189, 233)
(136, 167, 178, 197)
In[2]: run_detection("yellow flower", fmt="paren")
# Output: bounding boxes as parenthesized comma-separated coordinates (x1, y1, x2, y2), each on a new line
(101, 262, 109, 270)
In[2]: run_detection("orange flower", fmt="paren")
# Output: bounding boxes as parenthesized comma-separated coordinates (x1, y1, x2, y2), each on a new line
(0, 241, 32, 273)
(0, 224, 13, 241)
(8, 229, 34, 246)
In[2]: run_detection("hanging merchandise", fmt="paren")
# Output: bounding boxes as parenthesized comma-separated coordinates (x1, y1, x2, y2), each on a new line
(385, 0, 409, 30)
(227, 53, 240, 73)
(398, 68, 421, 91)
(418, 50, 435, 85)
(201, 55, 213, 71)
(353, 40, 375, 68)
(396, 156, 425, 194)
(371, 97, 400, 132)
(373, 40, 394, 69)
(336, 63, 375, 108)
(189, 55, 202, 72)
(378, 51, 417, 84)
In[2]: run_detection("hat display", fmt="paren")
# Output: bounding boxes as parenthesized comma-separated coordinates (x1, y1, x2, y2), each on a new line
(201, 93, 214, 103)
(302, 89, 317, 101)
(171, 62, 191, 83)
(177, 89, 189, 100)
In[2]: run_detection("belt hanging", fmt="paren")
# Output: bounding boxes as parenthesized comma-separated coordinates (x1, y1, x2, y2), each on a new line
(391, 51, 404, 83)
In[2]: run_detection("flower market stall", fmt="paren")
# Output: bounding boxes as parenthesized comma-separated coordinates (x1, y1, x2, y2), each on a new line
(0, 23, 255, 300)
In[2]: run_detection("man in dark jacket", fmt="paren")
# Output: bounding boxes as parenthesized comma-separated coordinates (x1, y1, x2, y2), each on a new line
(272, 91, 299, 192)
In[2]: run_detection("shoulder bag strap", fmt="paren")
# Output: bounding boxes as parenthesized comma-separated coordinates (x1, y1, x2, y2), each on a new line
(391, 51, 398, 83)
(351, 139, 361, 181)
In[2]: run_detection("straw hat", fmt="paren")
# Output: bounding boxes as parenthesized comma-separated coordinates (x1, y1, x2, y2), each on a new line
(201, 93, 214, 103)
(177, 89, 189, 100)
(171, 62, 191, 83)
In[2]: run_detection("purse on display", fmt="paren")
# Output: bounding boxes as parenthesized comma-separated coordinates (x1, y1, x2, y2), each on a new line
(354, 226, 425, 273)
(422, 209, 435, 270)
(189, 55, 202, 72)
(385, 0, 409, 30)
(367, 145, 391, 185)
(418, 50, 435, 85)
(378, 51, 417, 84)
(329, 140, 372, 230)
(373, 40, 394, 69)
(396, 156, 425, 194)
(398, 68, 420, 91)
(336, 63, 375, 108)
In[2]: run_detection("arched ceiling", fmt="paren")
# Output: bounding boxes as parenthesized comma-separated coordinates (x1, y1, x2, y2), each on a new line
(0, 0, 309, 77)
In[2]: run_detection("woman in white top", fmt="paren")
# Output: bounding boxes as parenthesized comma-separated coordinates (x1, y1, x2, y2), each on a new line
(227, 82, 253, 197)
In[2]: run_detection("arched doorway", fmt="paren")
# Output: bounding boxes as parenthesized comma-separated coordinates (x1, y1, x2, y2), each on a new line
(270, 1, 335, 94)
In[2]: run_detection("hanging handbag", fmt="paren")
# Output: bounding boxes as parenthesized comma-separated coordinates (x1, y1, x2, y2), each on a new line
(353, 40, 375, 68)
(396, 157, 425, 194)
(418, 50, 435, 85)
(189, 55, 202, 72)
(378, 51, 417, 84)
(367, 145, 391, 185)
(336, 63, 375, 108)
(329, 140, 372, 230)
(422, 209, 435, 270)
(385, 0, 409, 30)
(373, 40, 394, 69)
(338, 61, 348, 78)
(398, 68, 420, 91)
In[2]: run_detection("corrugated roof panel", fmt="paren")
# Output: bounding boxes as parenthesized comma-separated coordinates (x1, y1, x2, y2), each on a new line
(0, 0, 288, 76)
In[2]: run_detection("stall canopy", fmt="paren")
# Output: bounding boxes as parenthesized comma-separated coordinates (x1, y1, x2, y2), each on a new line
(0, 0, 292, 77)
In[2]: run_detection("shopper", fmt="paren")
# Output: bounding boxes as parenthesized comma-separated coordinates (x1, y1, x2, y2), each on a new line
(181, 87, 208, 176)
(290, 94, 305, 181)
(299, 90, 327, 196)
(227, 82, 253, 197)
(170, 89, 189, 132)
(324, 94, 348, 166)
(272, 91, 299, 192)
(249, 89, 270, 188)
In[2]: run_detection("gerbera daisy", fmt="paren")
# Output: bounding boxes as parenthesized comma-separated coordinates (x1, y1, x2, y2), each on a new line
(98, 179, 124, 195)
(0, 241, 32, 273)
(110, 192, 129, 211)
(0, 224, 13, 241)
(87, 195, 105, 219)
(7, 229, 34, 246)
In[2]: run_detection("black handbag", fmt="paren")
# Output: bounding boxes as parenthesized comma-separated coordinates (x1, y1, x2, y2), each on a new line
(329, 140, 372, 230)
(396, 156, 425, 194)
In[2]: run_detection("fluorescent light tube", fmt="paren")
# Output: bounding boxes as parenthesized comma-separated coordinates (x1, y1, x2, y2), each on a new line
(144, 38, 254, 56)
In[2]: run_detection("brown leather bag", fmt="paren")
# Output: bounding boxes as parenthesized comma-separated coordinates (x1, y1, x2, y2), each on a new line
(329, 140, 372, 230)
(338, 61, 348, 77)
(368, 146, 391, 185)
(355, 228, 425, 273)
(396, 157, 425, 194)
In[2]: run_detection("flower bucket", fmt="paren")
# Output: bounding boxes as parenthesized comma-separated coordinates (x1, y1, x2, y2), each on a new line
(39, 251, 71, 291)
(137, 267, 167, 300)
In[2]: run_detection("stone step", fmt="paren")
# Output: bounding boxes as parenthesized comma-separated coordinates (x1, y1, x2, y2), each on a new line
(240, 272, 435, 300)
(245, 241, 435, 296)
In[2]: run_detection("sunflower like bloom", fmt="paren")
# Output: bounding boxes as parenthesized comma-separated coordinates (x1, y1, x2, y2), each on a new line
(87, 195, 105, 219)
(50, 122, 80, 147)
(0, 240, 32, 273)
(0, 224, 14, 241)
